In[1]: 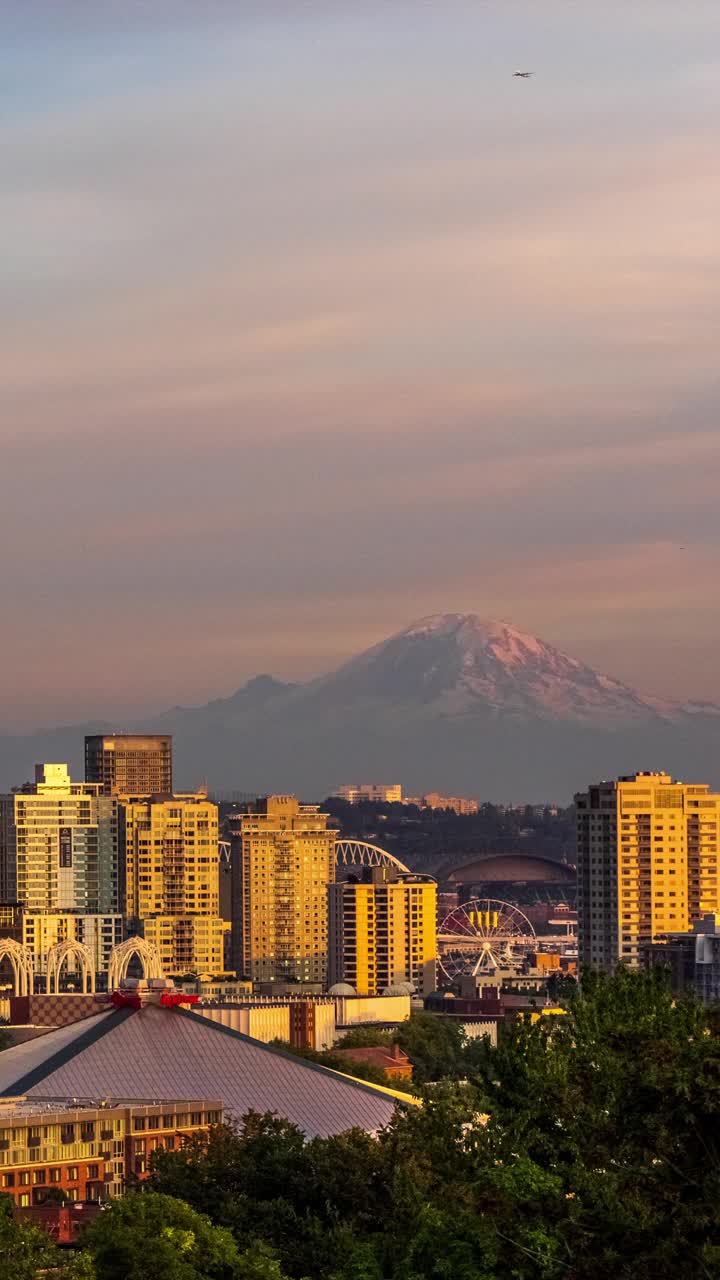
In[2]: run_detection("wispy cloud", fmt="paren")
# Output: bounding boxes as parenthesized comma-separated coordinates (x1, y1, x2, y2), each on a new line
(2, 1, 720, 725)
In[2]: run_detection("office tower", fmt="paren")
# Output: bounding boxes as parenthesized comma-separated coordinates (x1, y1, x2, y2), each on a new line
(333, 784, 403, 805)
(328, 867, 437, 996)
(575, 771, 720, 971)
(230, 795, 336, 984)
(85, 734, 173, 797)
(120, 791, 226, 976)
(0, 764, 118, 914)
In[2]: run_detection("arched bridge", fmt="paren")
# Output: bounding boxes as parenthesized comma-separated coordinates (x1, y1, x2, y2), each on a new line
(220, 837, 412, 874)
(334, 839, 410, 873)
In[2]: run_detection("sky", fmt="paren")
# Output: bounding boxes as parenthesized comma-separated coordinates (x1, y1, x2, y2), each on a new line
(2, 1, 720, 729)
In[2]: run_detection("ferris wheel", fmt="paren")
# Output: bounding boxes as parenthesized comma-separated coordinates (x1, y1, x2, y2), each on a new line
(438, 897, 536, 981)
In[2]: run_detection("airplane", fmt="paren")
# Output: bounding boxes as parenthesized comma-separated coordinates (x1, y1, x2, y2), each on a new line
(513, 71, 533, 78)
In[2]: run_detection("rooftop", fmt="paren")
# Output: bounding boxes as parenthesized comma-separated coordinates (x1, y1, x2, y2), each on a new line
(0, 1002, 410, 1138)
(0, 1094, 220, 1121)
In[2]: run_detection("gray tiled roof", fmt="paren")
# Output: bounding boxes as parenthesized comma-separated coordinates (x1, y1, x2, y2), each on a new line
(0, 1005, 399, 1138)
(0, 1014, 116, 1094)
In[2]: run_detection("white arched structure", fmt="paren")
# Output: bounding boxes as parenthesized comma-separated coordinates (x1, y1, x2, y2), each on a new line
(334, 839, 411, 873)
(223, 837, 416, 877)
(46, 939, 95, 995)
(107, 937, 164, 990)
(0, 938, 34, 997)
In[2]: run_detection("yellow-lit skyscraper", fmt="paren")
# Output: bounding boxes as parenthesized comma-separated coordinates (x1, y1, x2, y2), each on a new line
(120, 791, 226, 976)
(0, 764, 118, 914)
(85, 734, 173, 797)
(230, 796, 336, 984)
(575, 771, 720, 971)
(328, 868, 437, 996)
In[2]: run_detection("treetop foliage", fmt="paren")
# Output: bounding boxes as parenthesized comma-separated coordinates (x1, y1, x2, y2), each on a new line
(4, 969, 718, 1279)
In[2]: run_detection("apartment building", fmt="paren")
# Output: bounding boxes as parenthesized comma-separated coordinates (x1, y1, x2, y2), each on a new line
(576, 771, 720, 970)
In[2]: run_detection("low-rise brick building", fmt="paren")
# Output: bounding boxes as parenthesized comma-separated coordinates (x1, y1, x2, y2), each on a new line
(0, 1094, 221, 1210)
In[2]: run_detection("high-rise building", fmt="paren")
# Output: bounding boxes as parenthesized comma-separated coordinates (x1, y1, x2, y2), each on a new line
(0, 764, 118, 914)
(85, 735, 173, 797)
(575, 771, 720, 971)
(328, 867, 437, 996)
(141, 915, 226, 977)
(333, 784, 403, 805)
(230, 795, 336, 984)
(120, 791, 226, 976)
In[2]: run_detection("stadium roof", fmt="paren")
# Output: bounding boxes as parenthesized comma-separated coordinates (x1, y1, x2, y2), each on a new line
(0, 1003, 408, 1138)
(448, 853, 576, 883)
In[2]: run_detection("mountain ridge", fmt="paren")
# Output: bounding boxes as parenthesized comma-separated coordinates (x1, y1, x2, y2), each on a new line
(1, 614, 718, 800)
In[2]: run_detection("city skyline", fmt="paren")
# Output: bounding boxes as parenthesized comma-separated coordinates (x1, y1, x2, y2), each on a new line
(3, 2, 720, 728)
(2, 8, 718, 1262)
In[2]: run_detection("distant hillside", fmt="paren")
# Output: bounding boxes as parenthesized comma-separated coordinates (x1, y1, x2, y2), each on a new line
(323, 796, 576, 881)
(2, 614, 719, 801)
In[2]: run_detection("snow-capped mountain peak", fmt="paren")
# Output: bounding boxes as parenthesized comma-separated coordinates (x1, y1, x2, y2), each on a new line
(323, 613, 682, 725)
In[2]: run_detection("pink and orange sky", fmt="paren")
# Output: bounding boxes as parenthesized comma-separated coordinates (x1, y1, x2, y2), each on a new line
(2, 1, 720, 728)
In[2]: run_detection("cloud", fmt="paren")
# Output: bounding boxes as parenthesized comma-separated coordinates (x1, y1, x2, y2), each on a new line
(2, 1, 720, 726)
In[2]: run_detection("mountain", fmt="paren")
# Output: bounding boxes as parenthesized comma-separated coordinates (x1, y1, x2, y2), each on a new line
(1, 614, 719, 802)
(303, 614, 679, 725)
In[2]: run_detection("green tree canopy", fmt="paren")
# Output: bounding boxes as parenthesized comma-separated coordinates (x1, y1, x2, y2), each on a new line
(79, 1191, 288, 1280)
(335, 1026, 394, 1049)
(394, 1010, 469, 1083)
(0, 1193, 65, 1279)
(127, 971, 720, 1280)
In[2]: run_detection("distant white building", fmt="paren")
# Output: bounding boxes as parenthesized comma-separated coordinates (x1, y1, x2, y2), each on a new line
(334, 784, 403, 805)
(421, 792, 479, 815)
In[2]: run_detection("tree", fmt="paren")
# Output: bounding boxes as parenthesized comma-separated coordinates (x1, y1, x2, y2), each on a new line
(268, 1038, 395, 1087)
(545, 969, 578, 1003)
(140, 972, 720, 1280)
(462, 967, 720, 1279)
(0, 1193, 65, 1279)
(394, 1011, 468, 1083)
(335, 1026, 393, 1049)
(146, 1117, 386, 1280)
(79, 1191, 276, 1280)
